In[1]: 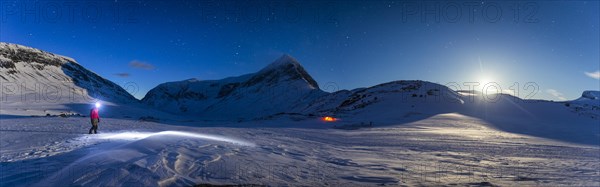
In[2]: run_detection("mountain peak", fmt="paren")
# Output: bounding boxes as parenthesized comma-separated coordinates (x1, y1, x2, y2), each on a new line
(185, 78, 200, 82)
(251, 54, 319, 89)
(278, 54, 296, 62)
(262, 54, 300, 70)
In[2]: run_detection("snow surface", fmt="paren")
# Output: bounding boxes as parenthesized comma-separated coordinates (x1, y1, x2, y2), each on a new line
(1, 114, 598, 186)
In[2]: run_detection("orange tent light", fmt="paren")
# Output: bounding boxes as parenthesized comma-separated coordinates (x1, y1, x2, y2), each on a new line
(322, 116, 336, 122)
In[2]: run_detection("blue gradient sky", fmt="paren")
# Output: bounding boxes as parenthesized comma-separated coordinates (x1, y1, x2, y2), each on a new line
(1, 0, 598, 100)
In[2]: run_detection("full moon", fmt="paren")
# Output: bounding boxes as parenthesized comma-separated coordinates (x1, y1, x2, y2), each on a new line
(479, 78, 491, 85)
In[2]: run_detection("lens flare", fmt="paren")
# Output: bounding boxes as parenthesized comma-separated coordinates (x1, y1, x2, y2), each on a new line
(95, 102, 101, 108)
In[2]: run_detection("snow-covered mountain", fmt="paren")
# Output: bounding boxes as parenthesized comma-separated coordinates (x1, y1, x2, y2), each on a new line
(142, 55, 327, 120)
(0, 42, 139, 117)
(0, 42, 136, 103)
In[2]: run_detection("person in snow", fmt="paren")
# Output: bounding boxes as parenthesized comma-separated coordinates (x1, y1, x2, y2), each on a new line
(89, 103, 101, 134)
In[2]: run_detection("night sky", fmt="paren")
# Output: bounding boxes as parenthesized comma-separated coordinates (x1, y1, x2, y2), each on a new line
(1, 0, 599, 100)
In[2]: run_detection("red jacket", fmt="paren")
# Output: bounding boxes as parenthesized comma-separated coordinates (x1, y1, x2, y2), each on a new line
(90, 108, 100, 119)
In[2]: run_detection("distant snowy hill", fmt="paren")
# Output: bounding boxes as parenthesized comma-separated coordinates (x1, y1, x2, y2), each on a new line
(304, 80, 465, 120)
(581, 90, 600, 100)
(565, 90, 600, 119)
(142, 55, 327, 120)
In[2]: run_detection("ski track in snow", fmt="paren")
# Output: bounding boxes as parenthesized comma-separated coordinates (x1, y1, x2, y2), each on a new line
(1, 115, 599, 186)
